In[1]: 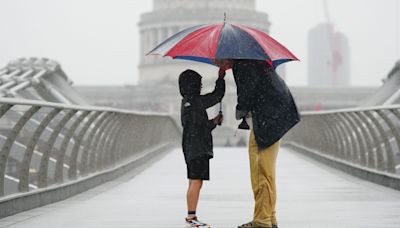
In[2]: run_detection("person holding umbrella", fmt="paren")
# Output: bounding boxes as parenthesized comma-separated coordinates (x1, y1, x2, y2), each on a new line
(217, 59, 300, 228)
(179, 68, 225, 228)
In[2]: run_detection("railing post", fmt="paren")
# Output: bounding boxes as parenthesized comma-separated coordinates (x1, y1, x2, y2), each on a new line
(18, 108, 62, 192)
(364, 111, 392, 172)
(110, 115, 130, 164)
(324, 114, 344, 158)
(38, 110, 77, 188)
(390, 110, 400, 170)
(375, 110, 400, 172)
(100, 115, 126, 169)
(340, 113, 363, 164)
(79, 112, 112, 175)
(347, 112, 371, 166)
(68, 111, 101, 180)
(94, 115, 122, 171)
(119, 116, 135, 160)
(332, 114, 352, 160)
(0, 106, 40, 196)
(88, 113, 116, 173)
(55, 111, 91, 183)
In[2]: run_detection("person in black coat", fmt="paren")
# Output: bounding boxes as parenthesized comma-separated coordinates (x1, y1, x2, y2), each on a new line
(232, 59, 300, 149)
(179, 69, 225, 227)
(216, 59, 300, 228)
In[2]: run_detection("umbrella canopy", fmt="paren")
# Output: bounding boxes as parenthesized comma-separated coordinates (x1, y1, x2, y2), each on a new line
(147, 23, 299, 68)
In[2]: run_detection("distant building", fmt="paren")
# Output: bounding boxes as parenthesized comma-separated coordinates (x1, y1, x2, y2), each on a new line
(135, 0, 275, 144)
(138, 0, 272, 85)
(307, 23, 350, 87)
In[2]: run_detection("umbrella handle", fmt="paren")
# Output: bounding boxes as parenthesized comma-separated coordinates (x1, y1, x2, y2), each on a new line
(218, 102, 223, 126)
(238, 118, 250, 130)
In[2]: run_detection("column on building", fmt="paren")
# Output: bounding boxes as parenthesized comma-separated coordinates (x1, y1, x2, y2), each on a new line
(144, 29, 151, 64)
(140, 30, 146, 62)
(151, 28, 158, 63)
(157, 28, 164, 63)
(140, 30, 145, 64)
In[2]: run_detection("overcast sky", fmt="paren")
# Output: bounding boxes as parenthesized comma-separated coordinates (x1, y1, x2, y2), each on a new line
(0, 0, 399, 86)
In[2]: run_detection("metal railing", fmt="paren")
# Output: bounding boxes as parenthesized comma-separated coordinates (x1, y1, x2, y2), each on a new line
(284, 105, 400, 177)
(0, 98, 180, 197)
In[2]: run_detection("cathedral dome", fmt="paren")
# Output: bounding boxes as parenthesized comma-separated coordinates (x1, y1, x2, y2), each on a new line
(138, 0, 271, 85)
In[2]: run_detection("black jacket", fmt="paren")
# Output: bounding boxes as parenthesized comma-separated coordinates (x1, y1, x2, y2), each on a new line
(233, 60, 300, 149)
(181, 78, 225, 163)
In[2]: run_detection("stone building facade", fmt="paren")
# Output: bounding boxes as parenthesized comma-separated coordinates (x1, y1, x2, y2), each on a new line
(138, 0, 271, 85)
(136, 0, 274, 143)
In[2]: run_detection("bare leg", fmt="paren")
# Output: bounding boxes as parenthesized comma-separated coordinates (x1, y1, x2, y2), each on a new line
(187, 179, 203, 214)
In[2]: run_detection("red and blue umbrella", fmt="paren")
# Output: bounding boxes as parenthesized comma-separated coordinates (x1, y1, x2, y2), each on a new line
(147, 23, 299, 68)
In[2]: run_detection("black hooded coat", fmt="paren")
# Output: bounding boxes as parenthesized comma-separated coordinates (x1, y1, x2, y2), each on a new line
(179, 71, 225, 163)
(232, 60, 300, 149)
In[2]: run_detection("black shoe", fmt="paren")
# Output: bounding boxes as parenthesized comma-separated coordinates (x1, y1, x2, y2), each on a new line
(272, 225, 278, 228)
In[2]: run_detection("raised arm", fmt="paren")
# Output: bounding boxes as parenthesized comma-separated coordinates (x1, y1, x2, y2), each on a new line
(200, 70, 226, 109)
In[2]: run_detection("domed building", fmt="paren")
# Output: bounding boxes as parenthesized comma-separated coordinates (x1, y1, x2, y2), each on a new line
(74, 0, 379, 145)
(138, 0, 271, 85)
(135, 0, 272, 146)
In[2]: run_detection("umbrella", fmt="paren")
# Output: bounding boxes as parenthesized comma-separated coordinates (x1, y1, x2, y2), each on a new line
(146, 22, 299, 69)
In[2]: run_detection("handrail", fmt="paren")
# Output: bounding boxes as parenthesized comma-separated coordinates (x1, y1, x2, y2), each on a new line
(0, 98, 181, 197)
(0, 97, 170, 117)
(301, 104, 400, 115)
(285, 106, 400, 175)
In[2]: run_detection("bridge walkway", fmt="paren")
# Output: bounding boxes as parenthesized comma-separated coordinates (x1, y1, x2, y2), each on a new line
(1, 147, 400, 228)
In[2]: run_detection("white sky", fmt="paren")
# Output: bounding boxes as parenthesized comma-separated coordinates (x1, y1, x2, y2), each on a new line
(0, 0, 399, 86)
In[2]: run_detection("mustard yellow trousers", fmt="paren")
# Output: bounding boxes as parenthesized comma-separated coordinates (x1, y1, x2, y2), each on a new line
(249, 131, 280, 227)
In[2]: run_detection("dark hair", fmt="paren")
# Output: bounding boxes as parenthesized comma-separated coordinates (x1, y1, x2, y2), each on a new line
(178, 69, 202, 96)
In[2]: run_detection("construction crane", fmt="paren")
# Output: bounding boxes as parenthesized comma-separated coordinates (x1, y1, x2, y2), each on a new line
(323, 0, 342, 85)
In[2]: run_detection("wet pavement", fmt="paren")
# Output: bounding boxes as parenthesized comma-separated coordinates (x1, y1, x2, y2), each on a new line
(1, 147, 400, 228)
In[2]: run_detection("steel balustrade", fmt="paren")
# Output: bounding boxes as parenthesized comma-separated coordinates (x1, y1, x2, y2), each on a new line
(0, 98, 180, 197)
(284, 105, 400, 178)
